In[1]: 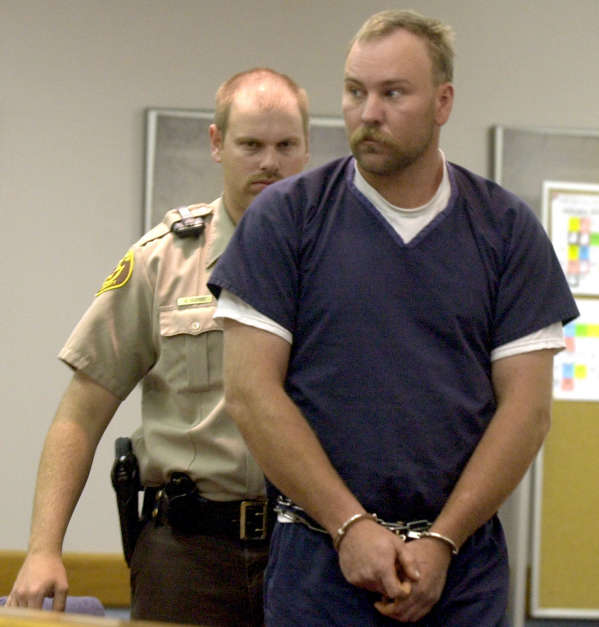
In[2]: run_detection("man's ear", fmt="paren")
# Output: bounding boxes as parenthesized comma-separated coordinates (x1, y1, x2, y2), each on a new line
(209, 124, 223, 163)
(435, 82, 454, 127)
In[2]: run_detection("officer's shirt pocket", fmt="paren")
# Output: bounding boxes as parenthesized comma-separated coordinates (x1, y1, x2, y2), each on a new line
(158, 305, 223, 393)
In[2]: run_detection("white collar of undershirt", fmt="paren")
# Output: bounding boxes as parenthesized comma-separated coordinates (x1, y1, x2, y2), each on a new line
(353, 150, 451, 243)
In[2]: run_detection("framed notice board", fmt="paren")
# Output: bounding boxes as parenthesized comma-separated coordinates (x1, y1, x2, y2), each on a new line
(494, 125, 599, 619)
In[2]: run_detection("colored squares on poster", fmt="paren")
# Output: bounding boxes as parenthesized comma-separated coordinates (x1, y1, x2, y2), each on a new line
(550, 184, 599, 299)
(559, 361, 586, 388)
(558, 317, 598, 393)
(564, 323, 599, 337)
(568, 244, 580, 260)
(564, 322, 576, 352)
(564, 323, 576, 337)
(568, 260, 580, 275)
(561, 363, 575, 391)
(565, 213, 597, 286)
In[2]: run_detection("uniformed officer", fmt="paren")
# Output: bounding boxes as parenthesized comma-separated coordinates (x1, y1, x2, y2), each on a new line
(7, 67, 310, 626)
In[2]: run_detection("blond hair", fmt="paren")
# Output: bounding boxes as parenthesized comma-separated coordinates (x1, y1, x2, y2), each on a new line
(349, 9, 455, 85)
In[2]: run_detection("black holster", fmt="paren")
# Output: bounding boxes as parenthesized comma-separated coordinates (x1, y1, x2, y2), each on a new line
(110, 437, 142, 566)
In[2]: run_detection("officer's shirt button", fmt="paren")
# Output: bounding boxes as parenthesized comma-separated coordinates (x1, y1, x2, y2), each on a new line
(191, 321, 200, 330)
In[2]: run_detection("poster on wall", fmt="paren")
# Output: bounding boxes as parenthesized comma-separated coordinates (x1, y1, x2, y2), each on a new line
(553, 297, 599, 401)
(543, 181, 599, 296)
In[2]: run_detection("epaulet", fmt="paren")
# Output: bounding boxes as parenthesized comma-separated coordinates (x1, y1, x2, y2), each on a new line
(139, 204, 214, 246)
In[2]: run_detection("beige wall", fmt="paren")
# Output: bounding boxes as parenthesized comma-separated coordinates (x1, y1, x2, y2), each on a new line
(1, 0, 597, 563)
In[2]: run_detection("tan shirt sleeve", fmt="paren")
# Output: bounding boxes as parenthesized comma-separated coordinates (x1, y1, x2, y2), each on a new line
(59, 243, 156, 400)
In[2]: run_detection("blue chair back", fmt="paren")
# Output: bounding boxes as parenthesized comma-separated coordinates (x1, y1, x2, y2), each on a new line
(0, 595, 104, 616)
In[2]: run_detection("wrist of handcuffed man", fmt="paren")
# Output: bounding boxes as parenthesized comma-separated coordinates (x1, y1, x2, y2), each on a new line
(333, 511, 459, 556)
(333, 512, 379, 551)
(417, 530, 459, 555)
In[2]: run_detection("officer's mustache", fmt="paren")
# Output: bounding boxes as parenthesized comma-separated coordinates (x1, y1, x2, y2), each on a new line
(247, 172, 282, 185)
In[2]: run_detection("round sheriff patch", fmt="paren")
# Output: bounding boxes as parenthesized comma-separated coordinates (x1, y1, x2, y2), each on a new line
(96, 249, 134, 296)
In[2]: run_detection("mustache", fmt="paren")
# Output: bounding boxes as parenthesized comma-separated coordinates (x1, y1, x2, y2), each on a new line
(350, 126, 397, 148)
(247, 172, 282, 185)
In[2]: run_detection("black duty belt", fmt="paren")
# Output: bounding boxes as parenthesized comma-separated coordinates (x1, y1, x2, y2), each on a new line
(144, 477, 274, 542)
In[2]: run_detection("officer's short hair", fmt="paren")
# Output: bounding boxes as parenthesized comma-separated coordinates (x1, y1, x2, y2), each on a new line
(214, 68, 309, 141)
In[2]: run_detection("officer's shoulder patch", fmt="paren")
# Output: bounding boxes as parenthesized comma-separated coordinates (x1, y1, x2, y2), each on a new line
(96, 249, 135, 296)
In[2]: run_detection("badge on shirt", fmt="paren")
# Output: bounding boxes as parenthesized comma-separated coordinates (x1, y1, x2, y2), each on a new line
(177, 295, 213, 307)
(96, 250, 134, 296)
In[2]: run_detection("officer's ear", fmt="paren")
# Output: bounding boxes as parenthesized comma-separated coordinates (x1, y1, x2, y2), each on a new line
(209, 124, 224, 163)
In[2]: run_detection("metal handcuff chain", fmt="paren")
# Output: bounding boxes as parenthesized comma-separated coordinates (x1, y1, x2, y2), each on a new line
(275, 497, 456, 553)
(275, 503, 328, 534)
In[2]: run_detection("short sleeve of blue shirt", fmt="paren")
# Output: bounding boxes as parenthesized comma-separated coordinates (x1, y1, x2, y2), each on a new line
(208, 163, 328, 333)
(451, 166, 579, 348)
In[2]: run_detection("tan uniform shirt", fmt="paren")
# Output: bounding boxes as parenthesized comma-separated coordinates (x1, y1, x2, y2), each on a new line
(59, 199, 265, 501)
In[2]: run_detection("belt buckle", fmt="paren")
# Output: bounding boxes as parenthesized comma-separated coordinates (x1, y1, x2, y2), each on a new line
(240, 500, 268, 541)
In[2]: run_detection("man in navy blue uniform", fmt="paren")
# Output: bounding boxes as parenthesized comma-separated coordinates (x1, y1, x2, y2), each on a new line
(208, 9, 578, 626)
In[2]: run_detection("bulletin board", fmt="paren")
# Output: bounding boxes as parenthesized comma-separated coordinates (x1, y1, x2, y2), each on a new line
(493, 125, 599, 618)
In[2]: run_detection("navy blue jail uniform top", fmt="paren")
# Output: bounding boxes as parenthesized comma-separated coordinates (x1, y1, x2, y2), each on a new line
(208, 156, 578, 523)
